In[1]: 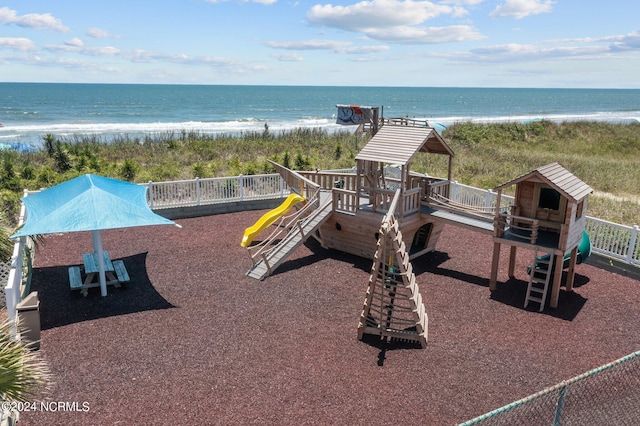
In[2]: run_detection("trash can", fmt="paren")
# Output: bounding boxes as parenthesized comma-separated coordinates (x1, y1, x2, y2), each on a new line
(16, 291, 41, 350)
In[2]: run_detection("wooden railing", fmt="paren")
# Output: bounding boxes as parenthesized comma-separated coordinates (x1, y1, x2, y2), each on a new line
(495, 213, 540, 244)
(245, 162, 323, 266)
(403, 187, 422, 215)
(332, 189, 358, 214)
(268, 161, 321, 207)
(246, 198, 320, 269)
(426, 180, 451, 201)
(298, 170, 360, 192)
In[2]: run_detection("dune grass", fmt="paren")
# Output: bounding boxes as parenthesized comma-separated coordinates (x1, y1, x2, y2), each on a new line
(1, 121, 639, 227)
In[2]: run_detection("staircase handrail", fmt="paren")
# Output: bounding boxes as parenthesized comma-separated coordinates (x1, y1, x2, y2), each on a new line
(246, 193, 321, 266)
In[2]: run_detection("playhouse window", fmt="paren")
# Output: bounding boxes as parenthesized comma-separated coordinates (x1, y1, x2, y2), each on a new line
(538, 187, 560, 210)
(576, 199, 585, 218)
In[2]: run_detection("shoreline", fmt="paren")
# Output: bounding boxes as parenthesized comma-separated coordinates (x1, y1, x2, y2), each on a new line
(1, 115, 639, 150)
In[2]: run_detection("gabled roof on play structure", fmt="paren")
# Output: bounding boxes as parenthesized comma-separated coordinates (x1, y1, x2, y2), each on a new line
(494, 162, 593, 202)
(355, 124, 454, 166)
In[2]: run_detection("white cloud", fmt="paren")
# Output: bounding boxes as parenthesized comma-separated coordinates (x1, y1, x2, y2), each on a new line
(122, 49, 258, 71)
(266, 39, 389, 54)
(366, 25, 483, 43)
(273, 52, 304, 61)
(442, 0, 485, 5)
(246, 0, 278, 4)
(45, 42, 121, 56)
(307, 0, 483, 44)
(308, 0, 454, 31)
(546, 32, 640, 51)
(266, 39, 353, 50)
(0, 37, 36, 51)
(65, 38, 84, 47)
(489, 0, 553, 19)
(603, 32, 640, 52)
(204, 0, 277, 4)
(87, 27, 117, 39)
(0, 7, 69, 32)
(457, 42, 609, 63)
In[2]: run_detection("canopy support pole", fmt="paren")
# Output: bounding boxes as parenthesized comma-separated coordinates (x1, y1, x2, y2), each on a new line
(92, 230, 108, 297)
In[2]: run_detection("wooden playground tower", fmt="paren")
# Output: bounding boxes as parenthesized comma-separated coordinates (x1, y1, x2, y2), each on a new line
(490, 163, 592, 310)
(244, 109, 592, 347)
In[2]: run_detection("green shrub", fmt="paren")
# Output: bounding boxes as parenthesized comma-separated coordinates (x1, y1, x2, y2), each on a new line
(1, 124, 639, 226)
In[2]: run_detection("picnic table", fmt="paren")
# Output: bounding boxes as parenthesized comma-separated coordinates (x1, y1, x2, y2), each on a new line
(68, 251, 130, 297)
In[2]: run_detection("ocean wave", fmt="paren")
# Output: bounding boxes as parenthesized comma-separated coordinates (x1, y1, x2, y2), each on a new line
(419, 111, 640, 126)
(0, 111, 637, 149)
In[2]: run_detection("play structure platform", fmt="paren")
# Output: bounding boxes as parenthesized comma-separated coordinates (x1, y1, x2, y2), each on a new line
(241, 114, 593, 347)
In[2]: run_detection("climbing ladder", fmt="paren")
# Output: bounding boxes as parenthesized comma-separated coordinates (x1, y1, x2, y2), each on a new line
(246, 197, 333, 280)
(357, 203, 428, 348)
(524, 250, 554, 312)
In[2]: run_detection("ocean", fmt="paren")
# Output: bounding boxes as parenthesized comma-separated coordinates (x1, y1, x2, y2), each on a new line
(1, 83, 639, 150)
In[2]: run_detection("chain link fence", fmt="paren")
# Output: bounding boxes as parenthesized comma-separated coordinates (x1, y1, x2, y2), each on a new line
(460, 350, 640, 425)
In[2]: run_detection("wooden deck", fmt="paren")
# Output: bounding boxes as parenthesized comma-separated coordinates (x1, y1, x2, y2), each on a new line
(421, 205, 494, 235)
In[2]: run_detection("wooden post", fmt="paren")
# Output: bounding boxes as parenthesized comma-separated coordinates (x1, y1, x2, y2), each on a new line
(371, 107, 380, 136)
(508, 246, 517, 278)
(566, 247, 578, 291)
(550, 253, 564, 308)
(490, 242, 501, 291)
(355, 159, 362, 211)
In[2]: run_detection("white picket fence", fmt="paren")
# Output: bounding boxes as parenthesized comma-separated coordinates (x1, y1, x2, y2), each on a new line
(3, 194, 31, 336)
(146, 174, 287, 208)
(4, 173, 639, 329)
(143, 174, 640, 266)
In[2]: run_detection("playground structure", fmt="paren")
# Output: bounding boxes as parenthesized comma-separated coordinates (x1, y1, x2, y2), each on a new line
(490, 163, 593, 311)
(241, 109, 593, 347)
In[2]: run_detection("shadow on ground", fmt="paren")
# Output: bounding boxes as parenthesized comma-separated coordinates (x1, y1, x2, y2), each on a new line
(270, 239, 588, 321)
(273, 237, 372, 276)
(490, 274, 589, 321)
(31, 252, 175, 330)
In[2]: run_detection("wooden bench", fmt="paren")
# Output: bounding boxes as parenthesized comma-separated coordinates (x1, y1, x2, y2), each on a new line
(112, 260, 130, 283)
(69, 260, 129, 297)
(68, 266, 83, 290)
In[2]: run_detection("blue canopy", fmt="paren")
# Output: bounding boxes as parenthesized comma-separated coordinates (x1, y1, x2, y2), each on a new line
(11, 174, 175, 238)
(11, 174, 178, 297)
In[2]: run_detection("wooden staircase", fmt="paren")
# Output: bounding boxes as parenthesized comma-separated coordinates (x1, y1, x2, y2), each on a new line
(246, 197, 333, 280)
(357, 206, 428, 348)
(524, 250, 554, 312)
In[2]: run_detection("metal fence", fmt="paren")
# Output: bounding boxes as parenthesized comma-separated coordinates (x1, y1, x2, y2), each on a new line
(459, 350, 640, 426)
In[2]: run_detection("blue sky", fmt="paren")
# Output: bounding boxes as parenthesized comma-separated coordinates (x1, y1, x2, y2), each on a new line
(1, 0, 639, 87)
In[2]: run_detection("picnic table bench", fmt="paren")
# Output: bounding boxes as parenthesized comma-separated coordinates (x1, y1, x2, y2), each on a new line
(68, 251, 131, 297)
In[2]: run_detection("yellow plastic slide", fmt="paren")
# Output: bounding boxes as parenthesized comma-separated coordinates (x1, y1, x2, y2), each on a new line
(240, 194, 305, 247)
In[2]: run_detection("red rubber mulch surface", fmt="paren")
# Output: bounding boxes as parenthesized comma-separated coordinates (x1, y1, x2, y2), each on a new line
(21, 210, 640, 425)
